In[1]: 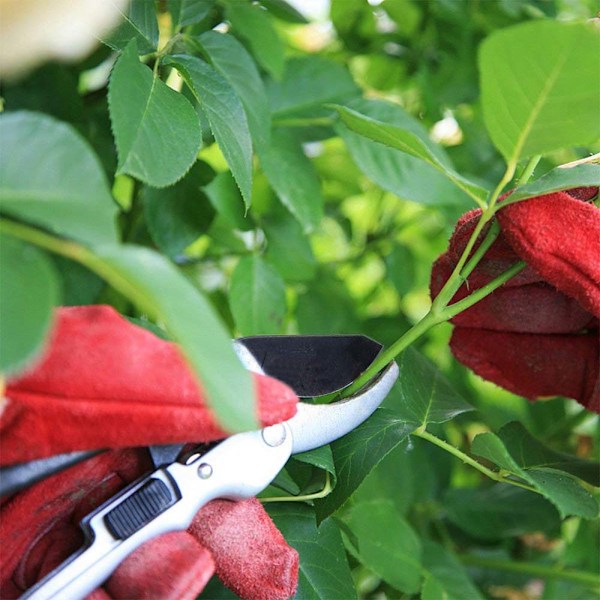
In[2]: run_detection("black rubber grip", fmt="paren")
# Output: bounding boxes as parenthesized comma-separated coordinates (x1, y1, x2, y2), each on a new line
(104, 478, 175, 539)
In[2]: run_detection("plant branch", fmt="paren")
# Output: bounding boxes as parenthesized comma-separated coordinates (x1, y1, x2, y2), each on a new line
(271, 117, 334, 128)
(413, 430, 539, 494)
(459, 554, 600, 588)
(516, 155, 541, 186)
(260, 472, 332, 504)
(441, 261, 526, 321)
(0, 219, 158, 320)
(342, 310, 441, 396)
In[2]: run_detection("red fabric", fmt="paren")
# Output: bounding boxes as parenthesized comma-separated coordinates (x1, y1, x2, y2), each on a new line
(192, 499, 299, 600)
(2, 305, 298, 465)
(497, 191, 600, 317)
(430, 186, 600, 411)
(0, 450, 299, 599)
(0, 306, 300, 598)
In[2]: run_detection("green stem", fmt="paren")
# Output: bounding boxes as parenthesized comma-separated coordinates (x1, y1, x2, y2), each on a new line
(342, 310, 441, 396)
(0, 219, 90, 263)
(414, 430, 539, 494)
(459, 220, 500, 282)
(517, 155, 542, 186)
(441, 261, 526, 321)
(261, 472, 332, 503)
(431, 159, 515, 312)
(459, 554, 600, 588)
(271, 117, 334, 128)
(0, 219, 156, 319)
(344, 257, 525, 397)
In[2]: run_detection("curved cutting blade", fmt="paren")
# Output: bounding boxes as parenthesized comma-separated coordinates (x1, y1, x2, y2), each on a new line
(286, 361, 399, 454)
(233, 335, 383, 398)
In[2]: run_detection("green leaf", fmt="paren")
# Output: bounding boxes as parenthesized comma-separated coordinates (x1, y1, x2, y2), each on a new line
(498, 422, 600, 486)
(167, 55, 253, 207)
(0, 235, 60, 374)
(229, 255, 286, 335)
(471, 431, 523, 473)
(353, 437, 449, 516)
(224, 0, 285, 79)
(315, 409, 413, 522)
(344, 500, 422, 593)
(263, 211, 316, 282)
(391, 348, 473, 427)
(260, 129, 324, 232)
(386, 244, 415, 296)
(445, 484, 561, 540)
(204, 171, 252, 231)
(143, 162, 216, 257)
(259, 0, 308, 23)
(525, 469, 599, 520)
(506, 164, 600, 205)
(268, 504, 356, 600)
(93, 244, 256, 431)
(267, 57, 360, 121)
(338, 99, 472, 206)
(108, 41, 201, 188)
(195, 31, 271, 150)
(103, 0, 159, 54)
(421, 540, 485, 600)
(170, 0, 215, 29)
(479, 21, 600, 164)
(294, 444, 337, 489)
(472, 425, 600, 519)
(0, 111, 118, 246)
(333, 105, 488, 204)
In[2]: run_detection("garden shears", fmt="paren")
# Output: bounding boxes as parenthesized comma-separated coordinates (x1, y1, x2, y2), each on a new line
(6, 335, 399, 600)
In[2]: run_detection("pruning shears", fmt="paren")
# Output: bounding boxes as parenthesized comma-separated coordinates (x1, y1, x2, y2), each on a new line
(2, 335, 398, 600)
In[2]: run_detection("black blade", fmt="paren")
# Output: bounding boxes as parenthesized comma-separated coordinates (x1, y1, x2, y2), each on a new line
(235, 335, 382, 397)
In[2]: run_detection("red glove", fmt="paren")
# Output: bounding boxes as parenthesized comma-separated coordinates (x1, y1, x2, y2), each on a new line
(430, 187, 600, 412)
(0, 306, 299, 599)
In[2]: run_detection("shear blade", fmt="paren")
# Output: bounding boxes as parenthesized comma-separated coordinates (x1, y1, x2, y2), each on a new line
(288, 361, 399, 454)
(234, 335, 382, 397)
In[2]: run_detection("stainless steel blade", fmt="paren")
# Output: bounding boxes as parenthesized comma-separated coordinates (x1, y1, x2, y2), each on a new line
(233, 335, 382, 397)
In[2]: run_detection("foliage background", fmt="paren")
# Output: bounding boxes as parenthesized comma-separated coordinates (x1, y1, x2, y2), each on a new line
(1, 0, 599, 598)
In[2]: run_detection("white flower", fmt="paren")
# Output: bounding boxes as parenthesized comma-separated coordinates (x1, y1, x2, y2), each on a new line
(0, 0, 128, 79)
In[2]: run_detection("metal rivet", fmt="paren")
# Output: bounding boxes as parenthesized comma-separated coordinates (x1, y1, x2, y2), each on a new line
(197, 463, 213, 479)
(262, 424, 287, 447)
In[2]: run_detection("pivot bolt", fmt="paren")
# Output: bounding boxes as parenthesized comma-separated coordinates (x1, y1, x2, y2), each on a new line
(262, 424, 287, 447)
(197, 463, 213, 479)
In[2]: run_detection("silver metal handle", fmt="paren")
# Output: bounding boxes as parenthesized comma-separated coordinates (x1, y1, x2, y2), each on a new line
(23, 424, 293, 600)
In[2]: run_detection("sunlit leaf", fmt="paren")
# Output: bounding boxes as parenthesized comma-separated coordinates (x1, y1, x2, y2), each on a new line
(224, 0, 284, 79)
(480, 21, 600, 164)
(109, 41, 201, 188)
(506, 164, 600, 205)
(167, 54, 253, 207)
(103, 0, 159, 54)
(260, 129, 324, 232)
(195, 31, 271, 151)
(334, 104, 488, 204)
(338, 99, 472, 207)
(229, 254, 286, 335)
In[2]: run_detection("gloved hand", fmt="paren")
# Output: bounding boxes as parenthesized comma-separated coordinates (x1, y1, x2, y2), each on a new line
(430, 186, 599, 412)
(0, 305, 300, 599)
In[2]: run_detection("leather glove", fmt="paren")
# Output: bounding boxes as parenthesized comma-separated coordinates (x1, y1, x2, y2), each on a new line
(430, 186, 599, 412)
(0, 305, 299, 599)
